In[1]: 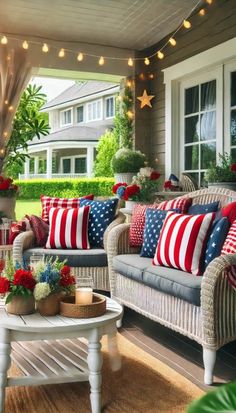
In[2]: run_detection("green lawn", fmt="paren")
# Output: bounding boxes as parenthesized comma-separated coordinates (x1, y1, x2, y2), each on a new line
(16, 200, 41, 220)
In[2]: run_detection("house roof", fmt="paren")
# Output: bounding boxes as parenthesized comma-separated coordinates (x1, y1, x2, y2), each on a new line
(42, 81, 118, 110)
(28, 125, 111, 147)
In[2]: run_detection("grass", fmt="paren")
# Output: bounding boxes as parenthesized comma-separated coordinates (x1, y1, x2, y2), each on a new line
(15, 200, 41, 220)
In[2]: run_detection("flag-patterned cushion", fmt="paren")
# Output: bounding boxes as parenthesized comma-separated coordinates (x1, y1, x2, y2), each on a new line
(158, 197, 192, 213)
(221, 220, 236, 290)
(204, 217, 229, 269)
(129, 203, 159, 248)
(40, 194, 94, 223)
(46, 206, 90, 249)
(153, 211, 215, 275)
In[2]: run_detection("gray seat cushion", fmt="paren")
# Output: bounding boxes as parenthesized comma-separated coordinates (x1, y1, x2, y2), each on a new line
(113, 254, 152, 282)
(23, 247, 107, 267)
(143, 266, 202, 306)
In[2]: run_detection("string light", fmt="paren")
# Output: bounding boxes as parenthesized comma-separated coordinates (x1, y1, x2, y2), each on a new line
(1, 36, 7, 45)
(77, 52, 84, 61)
(4, 100, 8, 105)
(58, 48, 65, 58)
(144, 57, 150, 65)
(149, 74, 154, 79)
(22, 40, 29, 50)
(126, 80, 132, 87)
(183, 19, 191, 29)
(128, 57, 133, 67)
(199, 8, 206, 16)
(3, 131, 8, 138)
(42, 43, 49, 53)
(169, 37, 177, 46)
(206, 0, 213, 4)
(99, 56, 104, 65)
(8, 105, 14, 112)
(127, 110, 134, 119)
(157, 50, 164, 59)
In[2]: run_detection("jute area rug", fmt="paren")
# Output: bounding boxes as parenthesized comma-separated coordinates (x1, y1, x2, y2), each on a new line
(6, 334, 203, 413)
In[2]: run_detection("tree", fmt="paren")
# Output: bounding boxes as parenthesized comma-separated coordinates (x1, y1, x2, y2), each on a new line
(94, 130, 119, 177)
(113, 86, 133, 149)
(4, 84, 50, 177)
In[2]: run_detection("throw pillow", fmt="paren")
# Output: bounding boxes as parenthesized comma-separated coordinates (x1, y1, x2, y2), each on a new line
(204, 217, 230, 269)
(41, 194, 94, 223)
(153, 211, 215, 275)
(158, 197, 192, 213)
(27, 215, 49, 247)
(140, 209, 169, 258)
(188, 201, 219, 215)
(9, 218, 31, 244)
(129, 203, 159, 248)
(46, 206, 90, 249)
(221, 202, 236, 225)
(221, 220, 236, 290)
(80, 198, 118, 247)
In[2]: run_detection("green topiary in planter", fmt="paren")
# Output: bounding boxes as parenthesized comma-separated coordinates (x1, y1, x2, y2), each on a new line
(111, 148, 146, 173)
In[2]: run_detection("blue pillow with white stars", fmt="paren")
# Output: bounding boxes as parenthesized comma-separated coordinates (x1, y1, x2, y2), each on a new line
(80, 198, 118, 247)
(140, 209, 169, 258)
(188, 201, 219, 215)
(204, 217, 230, 269)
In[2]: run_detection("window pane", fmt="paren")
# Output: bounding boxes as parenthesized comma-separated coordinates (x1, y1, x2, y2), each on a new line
(201, 80, 216, 111)
(63, 158, 71, 173)
(231, 109, 236, 146)
(97, 101, 101, 118)
(185, 115, 199, 143)
(75, 158, 86, 173)
(77, 106, 83, 123)
(200, 111, 216, 141)
(231, 148, 236, 162)
(231, 71, 236, 107)
(185, 145, 199, 170)
(185, 86, 199, 115)
(200, 142, 216, 169)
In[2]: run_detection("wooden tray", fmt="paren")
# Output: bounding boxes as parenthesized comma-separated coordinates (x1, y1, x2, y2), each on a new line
(60, 293, 106, 318)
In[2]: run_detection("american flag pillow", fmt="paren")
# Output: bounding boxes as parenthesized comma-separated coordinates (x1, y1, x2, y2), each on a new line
(221, 220, 236, 290)
(158, 197, 192, 213)
(41, 194, 94, 223)
(46, 206, 90, 249)
(153, 211, 215, 275)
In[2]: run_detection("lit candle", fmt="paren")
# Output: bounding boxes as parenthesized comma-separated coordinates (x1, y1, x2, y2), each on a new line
(75, 287, 93, 305)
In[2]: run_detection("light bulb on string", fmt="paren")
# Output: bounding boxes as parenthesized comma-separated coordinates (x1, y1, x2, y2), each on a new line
(42, 43, 49, 53)
(199, 8, 206, 16)
(183, 19, 191, 29)
(99, 56, 104, 65)
(157, 50, 164, 60)
(58, 48, 65, 58)
(128, 58, 133, 67)
(1, 36, 8, 45)
(144, 57, 150, 65)
(127, 110, 134, 119)
(77, 52, 84, 61)
(169, 37, 177, 46)
(8, 105, 14, 112)
(3, 131, 8, 138)
(22, 40, 29, 50)
(126, 80, 132, 87)
(206, 0, 213, 4)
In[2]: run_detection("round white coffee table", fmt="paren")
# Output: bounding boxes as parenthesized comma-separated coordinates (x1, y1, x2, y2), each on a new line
(0, 296, 123, 413)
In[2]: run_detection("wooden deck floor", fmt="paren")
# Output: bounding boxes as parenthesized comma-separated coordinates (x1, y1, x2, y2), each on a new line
(120, 308, 236, 391)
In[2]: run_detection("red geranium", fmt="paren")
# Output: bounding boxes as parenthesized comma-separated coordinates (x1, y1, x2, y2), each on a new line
(60, 265, 71, 276)
(0, 277, 10, 294)
(164, 180, 172, 189)
(59, 273, 76, 287)
(231, 163, 236, 172)
(123, 184, 140, 200)
(0, 180, 10, 190)
(13, 269, 36, 290)
(150, 171, 160, 180)
(112, 182, 128, 194)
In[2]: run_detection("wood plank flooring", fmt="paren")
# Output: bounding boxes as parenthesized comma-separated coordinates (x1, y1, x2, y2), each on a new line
(120, 308, 236, 391)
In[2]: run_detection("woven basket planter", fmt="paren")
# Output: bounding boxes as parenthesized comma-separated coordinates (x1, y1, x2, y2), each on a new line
(7, 295, 35, 315)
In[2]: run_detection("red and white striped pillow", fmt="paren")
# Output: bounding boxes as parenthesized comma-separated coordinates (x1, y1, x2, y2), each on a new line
(221, 220, 236, 290)
(158, 197, 192, 213)
(41, 194, 94, 223)
(46, 206, 90, 249)
(153, 211, 215, 275)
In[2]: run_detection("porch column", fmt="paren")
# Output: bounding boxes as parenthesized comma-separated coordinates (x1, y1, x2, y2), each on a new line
(87, 146, 94, 177)
(46, 148, 52, 179)
(24, 157, 30, 179)
(34, 156, 39, 175)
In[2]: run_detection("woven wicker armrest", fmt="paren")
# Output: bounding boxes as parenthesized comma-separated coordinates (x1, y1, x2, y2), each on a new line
(201, 254, 236, 349)
(103, 211, 126, 252)
(12, 230, 35, 265)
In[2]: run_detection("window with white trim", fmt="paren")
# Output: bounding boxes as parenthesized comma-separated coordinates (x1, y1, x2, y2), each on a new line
(105, 96, 115, 118)
(76, 106, 84, 123)
(87, 100, 102, 121)
(60, 109, 72, 126)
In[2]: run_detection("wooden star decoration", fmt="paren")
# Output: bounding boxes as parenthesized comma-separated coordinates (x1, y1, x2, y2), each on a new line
(137, 89, 155, 108)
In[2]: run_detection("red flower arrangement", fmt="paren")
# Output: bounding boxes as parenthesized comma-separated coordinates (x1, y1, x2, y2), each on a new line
(13, 269, 36, 290)
(0, 176, 18, 196)
(0, 262, 36, 304)
(231, 163, 236, 172)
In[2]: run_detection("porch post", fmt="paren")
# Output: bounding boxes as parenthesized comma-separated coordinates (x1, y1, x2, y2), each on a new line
(24, 157, 30, 179)
(34, 156, 39, 175)
(46, 148, 52, 179)
(87, 146, 94, 177)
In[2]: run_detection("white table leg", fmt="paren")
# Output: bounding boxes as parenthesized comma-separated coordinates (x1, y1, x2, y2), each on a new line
(87, 329, 102, 413)
(107, 325, 121, 372)
(0, 328, 11, 413)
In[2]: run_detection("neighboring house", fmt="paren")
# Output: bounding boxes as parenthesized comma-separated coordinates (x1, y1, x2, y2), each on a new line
(21, 81, 119, 179)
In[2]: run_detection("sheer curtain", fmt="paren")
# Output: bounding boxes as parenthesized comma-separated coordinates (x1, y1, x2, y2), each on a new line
(0, 46, 33, 171)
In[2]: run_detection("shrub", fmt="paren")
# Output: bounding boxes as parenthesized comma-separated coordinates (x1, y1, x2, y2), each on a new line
(15, 178, 115, 200)
(111, 148, 146, 173)
(205, 153, 236, 183)
(94, 131, 119, 177)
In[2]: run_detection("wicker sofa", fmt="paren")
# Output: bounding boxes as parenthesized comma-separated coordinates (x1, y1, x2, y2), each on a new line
(107, 188, 236, 385)
(13, 211, 125, 291)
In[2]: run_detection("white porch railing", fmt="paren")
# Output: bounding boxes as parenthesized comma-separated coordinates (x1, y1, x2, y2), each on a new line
(18, 173, 88, 180)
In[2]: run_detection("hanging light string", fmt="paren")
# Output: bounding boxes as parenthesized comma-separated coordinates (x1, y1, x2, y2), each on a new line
(0, 0, 211, 66)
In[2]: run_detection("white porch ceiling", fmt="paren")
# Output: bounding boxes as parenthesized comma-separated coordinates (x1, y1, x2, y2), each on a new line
(1, 0, 198, 51)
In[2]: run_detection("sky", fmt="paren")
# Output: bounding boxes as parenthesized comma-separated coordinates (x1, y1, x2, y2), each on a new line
(30, 76, 75, 102)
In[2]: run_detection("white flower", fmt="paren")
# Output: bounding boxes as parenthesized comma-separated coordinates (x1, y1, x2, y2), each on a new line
(34, 282, 51, 301)
(139, 167, 153, 178)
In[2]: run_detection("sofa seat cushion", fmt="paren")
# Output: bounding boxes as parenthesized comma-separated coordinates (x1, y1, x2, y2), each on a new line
(143, 266, 202, 306)
(113, 254, 152, 282)
(23, 247, 107, 268)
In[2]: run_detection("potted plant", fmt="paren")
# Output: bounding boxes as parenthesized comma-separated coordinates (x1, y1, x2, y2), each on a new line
(111, 148, 146, 184)
(0, 176, 19, 220)
(205, 153, 236, 191)
(187, 381, 236, 412)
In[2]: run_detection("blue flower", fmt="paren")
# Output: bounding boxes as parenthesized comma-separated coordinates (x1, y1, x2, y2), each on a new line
(39, 263, 60, 284)
(117, 186, 126, 199)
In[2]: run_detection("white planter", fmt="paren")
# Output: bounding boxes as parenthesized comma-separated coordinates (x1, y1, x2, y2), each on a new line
(125, 200, 137, 212)
(208, 182, 236, 192)
(114, 173, 136, 185)
(0, 196, 16, 220)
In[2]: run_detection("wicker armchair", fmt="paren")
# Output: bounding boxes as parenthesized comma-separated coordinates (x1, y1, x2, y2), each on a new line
(13, 211, 125, 292)
(107, 188, 236, 384)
